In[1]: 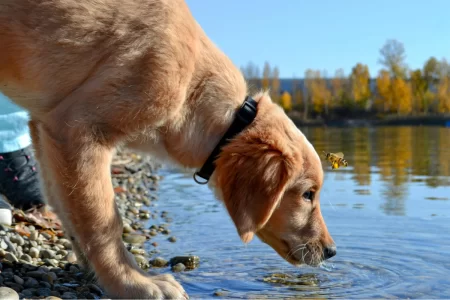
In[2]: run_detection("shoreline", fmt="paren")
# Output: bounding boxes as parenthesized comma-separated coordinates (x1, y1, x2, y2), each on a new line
(288, 115, 450, 128)
(0, 148, 192, 299)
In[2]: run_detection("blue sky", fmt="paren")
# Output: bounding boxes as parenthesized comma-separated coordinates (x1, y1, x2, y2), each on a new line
(185, 0, 450, 78)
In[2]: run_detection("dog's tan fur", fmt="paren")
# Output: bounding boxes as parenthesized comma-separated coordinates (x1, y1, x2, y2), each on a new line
(0, 0, 335, 298)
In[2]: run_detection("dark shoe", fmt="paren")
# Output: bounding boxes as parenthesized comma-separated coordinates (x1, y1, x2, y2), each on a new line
(0, 146, 45, 211)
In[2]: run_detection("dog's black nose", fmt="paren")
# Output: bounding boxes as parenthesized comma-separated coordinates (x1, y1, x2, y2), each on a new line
(323, 245, 337, 260)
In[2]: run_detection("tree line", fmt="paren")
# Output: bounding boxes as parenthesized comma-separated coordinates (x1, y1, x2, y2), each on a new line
(240, 39, 450, 120)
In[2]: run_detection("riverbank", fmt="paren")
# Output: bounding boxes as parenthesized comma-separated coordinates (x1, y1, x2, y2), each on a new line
(0, 148, 195, 299)
(288, 113, 450, 127)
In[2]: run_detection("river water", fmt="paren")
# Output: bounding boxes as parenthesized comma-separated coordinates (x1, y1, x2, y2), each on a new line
(146, 126, 450, 299)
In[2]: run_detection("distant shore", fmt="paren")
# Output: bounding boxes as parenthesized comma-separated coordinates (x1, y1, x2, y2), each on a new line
(288, 114, 450, 128)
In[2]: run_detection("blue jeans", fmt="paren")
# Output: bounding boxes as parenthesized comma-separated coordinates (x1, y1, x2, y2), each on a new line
(0, 93, 31, 153)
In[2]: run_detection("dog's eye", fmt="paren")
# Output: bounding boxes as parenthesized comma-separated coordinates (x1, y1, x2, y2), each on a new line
(303, 191, 314, 201)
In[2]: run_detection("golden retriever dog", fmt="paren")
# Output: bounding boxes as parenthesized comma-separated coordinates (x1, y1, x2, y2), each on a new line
(0, 0, 336, 298)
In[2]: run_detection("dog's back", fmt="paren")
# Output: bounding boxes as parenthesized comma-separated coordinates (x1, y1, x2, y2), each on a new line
(0, 0, 196, 116)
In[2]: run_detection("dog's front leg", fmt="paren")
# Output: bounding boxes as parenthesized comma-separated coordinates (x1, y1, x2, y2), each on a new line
(36, 124, 187, 299)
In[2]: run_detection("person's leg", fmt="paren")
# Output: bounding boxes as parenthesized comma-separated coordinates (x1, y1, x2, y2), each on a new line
(0, 92, 45, 225)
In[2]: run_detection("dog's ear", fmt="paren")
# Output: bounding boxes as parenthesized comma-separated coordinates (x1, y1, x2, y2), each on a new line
(215, 137, 292, 243)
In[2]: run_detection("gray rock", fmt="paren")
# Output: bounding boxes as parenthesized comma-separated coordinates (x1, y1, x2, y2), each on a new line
(5, 252, 18, 263)
(171, 263, 186, 272)
(123, 234, 146, 244)
(41, 249, 56, 259)
(1, 240, 8, 249)
(13, 275, 24, 285)
(149, 257, 168, 268)
(20, 254, 32, 263)
(26, 271, 44, 279)
(37, 287, 52, 297)
(0, 286, 20, 300)
(24, 277, 39, 288)
(29, 247, 40, 258)
(168, 236, 177, 243)
(21, 288, 36, 298)
(10, 235, 24, 246)
(39, 281, 52, 289)
(29, 231, 39, 241)
(61, 292, 77, 299)
(43, 258, 59, 267)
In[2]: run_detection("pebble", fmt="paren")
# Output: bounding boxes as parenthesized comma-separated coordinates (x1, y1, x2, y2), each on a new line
(37, 287, 52, 297)
(123, 234, 146, 244)
(24, 277, 40, 288)
(134, 255, 150, 269)
(149, 257, 169, 268)
(170, 256, 200, 270)
(21, 253, 32, 262)
(168, 236, 177, 243)
(0, 287, 19, 300)
(13, 275, 24, 285)
(213, 289, 230, 297)
(5, 252, 18, 263)
(29, 231, 39, 241)
(41, 249, 56, 259)
(61, 292, 77, 299)
(171, 263, 186, 272)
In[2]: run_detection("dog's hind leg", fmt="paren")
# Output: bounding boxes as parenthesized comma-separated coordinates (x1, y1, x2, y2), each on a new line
(35, 123, 187, 299)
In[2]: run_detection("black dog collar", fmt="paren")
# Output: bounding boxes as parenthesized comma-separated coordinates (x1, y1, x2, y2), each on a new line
(193, 96, 258, 184)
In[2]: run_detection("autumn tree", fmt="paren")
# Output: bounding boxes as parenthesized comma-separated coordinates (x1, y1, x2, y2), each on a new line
(409, 69, 427, 113)
(262, 61, 271, 90)
(392, 78, 413, 114)
(331, 68, 346, 107)
(308, 70, 331, 116)
(437, 75, 450, 113)
(376, 69, 392, 112)
(279, 91, 292, 112)
(378, 39, 408, 78)
(350, 63, 371, 109)
(271, 66, 281, 103)
(437, 60, 450, 113)
(304, 69, 315, 119)
(240, 61, 261, 94)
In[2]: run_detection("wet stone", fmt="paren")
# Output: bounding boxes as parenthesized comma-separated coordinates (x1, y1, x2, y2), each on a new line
(123, 234, 146, 244)
(149, 257, 168, 268)
(171, 263, 186, 272)
(168, 236, 177, 243)
(169, 256, 200, 270)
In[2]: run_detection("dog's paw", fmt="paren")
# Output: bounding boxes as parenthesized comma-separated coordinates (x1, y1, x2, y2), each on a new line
(145, 274, 188, 299)
(106, 273, 188, 299)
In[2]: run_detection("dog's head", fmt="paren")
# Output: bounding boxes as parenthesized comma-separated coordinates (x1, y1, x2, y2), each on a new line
(212, 92, 335, 267)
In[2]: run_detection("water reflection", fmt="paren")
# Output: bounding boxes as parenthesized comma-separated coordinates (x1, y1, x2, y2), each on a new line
(302, 126, 450, 216)
(150, 126, 450, 299)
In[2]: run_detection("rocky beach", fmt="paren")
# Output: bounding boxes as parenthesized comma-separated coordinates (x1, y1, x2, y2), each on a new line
(0, 148, 198, 299)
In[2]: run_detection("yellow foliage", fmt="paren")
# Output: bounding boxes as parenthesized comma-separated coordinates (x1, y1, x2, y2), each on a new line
(262, 61, 271, 90)
(308, 70, 331, 114)
(438, 76, 450, 113)
(351, 63, 371, 106)
(279, 91, 292, 111)
(392, 78, 413, 114)
(376, 70, 392, 112)
(409, 69, 428, 112)
(271, 67, 280, 103)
